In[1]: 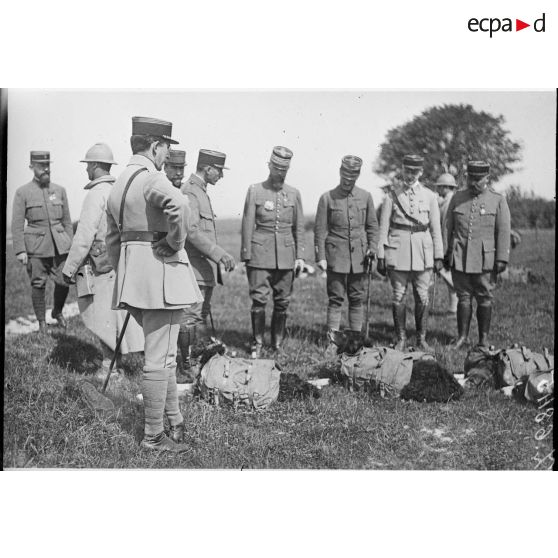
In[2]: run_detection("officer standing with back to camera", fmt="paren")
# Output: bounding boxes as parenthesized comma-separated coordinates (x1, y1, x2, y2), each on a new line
(62, 143, 144, 367)
(164, 148, 186, 189)
(11, 151, 73, 332)
(105, 116, 203, 453)
(376, 154, 443, 351)
(177, 149, 236, 379)
(444, 161, 511, 348)
(435, 172, 459, 314)
(241, 146, 305, 357)
(314, 155, 379, 356)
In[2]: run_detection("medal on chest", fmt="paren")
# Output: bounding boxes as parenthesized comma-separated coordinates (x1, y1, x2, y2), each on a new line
(479, 204, 486, 215)
(264, 200, 275, 211)
(49, 193, 57, 201)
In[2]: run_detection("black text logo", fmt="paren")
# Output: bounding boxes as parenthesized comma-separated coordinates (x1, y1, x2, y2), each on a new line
(468, 13, 546, 37)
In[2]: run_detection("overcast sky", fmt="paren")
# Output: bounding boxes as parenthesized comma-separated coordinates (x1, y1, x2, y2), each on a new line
(5, 89, 556, 228)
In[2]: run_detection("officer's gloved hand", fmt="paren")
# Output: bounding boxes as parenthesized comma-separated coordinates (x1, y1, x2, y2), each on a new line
(294, 259, 305, 277)
(364, 250, 376, 273)
(62, 273, 74, 285)
(153, 238, 175, 258)
(220, 252, 236, 272)
(16, 252, 28, 266)
(494, 261, 508, 274)
(376, 258, 387, 277)
(434, 258, 444, 273)
(317, 259, 327, 272)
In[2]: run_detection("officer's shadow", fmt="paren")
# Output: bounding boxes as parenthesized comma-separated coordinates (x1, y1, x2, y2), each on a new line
(49, 332, 104, 375)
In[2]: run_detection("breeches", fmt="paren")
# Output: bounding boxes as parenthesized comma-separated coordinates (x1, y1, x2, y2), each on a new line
(128, 307, 182, 371)
(388, 269, 432, 304)
(326, 271, 366, 309)
(26, 254, 67, 288)
(451, 270, 495, 306)
(247, 267, 294, 312)
(180, 285, 214, 328)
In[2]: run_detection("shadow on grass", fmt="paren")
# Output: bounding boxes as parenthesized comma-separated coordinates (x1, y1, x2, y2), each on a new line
(49, 332, 102, 375)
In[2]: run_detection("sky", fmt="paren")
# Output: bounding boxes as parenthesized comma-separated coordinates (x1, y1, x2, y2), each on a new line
(5, 89, 556, 229)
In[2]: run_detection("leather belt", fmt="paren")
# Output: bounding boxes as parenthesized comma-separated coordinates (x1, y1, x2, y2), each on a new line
(390, 222, 428, 233)
(121, 230, 166, 242)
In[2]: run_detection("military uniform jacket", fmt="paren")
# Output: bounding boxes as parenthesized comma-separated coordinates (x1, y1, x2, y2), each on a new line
(11, 179, 73, 257)
(241, 180, 305, 269)
(314, 185, 379, 274)
(105, 154, 203, 310)
(445, 187, 511, 273)
(377, 181, 443, 271)
(180, 174, 226, 286)
(63, 175, 115, 278)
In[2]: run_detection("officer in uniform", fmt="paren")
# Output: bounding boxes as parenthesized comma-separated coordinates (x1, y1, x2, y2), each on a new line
(444, 161, 511, 348)
(11, 151, 73, 332)
(435, 172, 459, 314)
(241, 146, 305, 356)
(377, 154, 443, 351)
(314, 155, 379, 355)
(164, 149, 186, 188)
(177, 149, 236, 378)
(62, 143, 144, 365)
(106, 116, 203, 452)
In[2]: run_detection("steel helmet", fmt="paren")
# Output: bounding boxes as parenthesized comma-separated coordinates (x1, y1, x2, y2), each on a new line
(435, 173, 457, 188)
(80, 143, 118, 165)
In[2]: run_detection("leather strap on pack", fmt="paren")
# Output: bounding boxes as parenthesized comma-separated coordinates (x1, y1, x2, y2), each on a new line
(390, 190, 426, 228)
(118, 167, 148, 232)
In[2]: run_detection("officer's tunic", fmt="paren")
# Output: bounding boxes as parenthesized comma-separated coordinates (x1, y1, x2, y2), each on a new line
(314, 185, 379, 273)
(377, 181, 442, 304)
(12, 179, 73, 258)
(106, 154, 203, 371)
(241, 180, 305, 310)
(314, 185, 379, 329)
(445, 187, 510, 304)
(11, 178, 73, 289)
(181, 173, 225, 286)
(62, 175, 144, 354)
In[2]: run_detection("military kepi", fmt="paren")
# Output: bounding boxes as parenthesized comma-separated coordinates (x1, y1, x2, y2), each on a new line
(30, 151, 51, 164)
(402, 154, 424, 169)
(467, 160, 490, 176)
(197, 149, 228, 169)
(131, 116, 179, 144)
(168, 149, 186, 166)
(340, 155, 362, 176)
(270, 146, 293, 168)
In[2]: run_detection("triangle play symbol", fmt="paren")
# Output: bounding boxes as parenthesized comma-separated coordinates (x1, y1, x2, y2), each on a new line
(516, 19, 530, 31)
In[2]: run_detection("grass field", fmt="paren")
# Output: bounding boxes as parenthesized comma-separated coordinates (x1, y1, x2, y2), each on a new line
(3, 224, 555, 469)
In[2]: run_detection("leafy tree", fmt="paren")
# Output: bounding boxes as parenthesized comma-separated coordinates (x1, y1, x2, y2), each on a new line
(505, 185, 555, 229)
(375, 104, 522, 188)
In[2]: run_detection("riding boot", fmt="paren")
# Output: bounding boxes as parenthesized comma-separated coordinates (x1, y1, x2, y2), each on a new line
(52, 284, 69, 328)
(176, 327, 198, 383)
(451, 303, 472, 349)
(414, 299, 432, 352)
(250, 307, 265, 358)
(392, 303, 407, 351)
(271, 311, 287, 351)
(477, 304, 492, 347)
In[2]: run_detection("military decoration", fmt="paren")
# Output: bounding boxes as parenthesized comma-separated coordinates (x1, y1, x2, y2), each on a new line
(264, 201, 275, 211)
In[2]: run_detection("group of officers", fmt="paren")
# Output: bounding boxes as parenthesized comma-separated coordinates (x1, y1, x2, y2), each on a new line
(11, 115, 511, 452)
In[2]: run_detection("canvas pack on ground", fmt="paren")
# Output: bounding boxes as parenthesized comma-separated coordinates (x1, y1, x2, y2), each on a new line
(340, 346, 434, 397)
(496, 345, 553, 388)
(198, 354, 281, 410)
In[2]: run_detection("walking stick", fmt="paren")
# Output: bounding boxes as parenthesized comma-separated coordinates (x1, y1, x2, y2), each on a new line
(102, 312, 131, 393)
